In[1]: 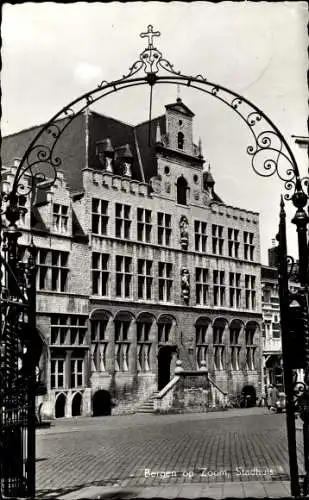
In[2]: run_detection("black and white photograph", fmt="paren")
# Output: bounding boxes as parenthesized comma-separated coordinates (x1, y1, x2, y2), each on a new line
(1, 2, 308, 499)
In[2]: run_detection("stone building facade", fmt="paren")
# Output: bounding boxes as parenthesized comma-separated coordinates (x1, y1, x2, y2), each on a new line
(2, 99, 263, 418)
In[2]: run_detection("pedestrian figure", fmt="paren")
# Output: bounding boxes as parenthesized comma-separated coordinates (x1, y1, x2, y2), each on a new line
(270, 385, 279, 412)
(266, 385, 273, 410)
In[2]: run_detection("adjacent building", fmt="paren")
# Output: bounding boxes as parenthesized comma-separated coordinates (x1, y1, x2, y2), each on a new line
(261, 246, 301, 392)
(2, 99, 263, 418)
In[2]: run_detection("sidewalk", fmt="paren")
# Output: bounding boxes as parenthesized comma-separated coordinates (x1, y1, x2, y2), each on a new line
(59, 480, 292, 499)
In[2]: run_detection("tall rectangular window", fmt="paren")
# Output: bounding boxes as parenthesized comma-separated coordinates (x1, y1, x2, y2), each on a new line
(196, 323, 208, 369)
(92, 253, 109, 296)
(70, 358, 84, 388)
(157, 212, 171, 246)
(195, 267, 209, 305)
(158, 262, 173, 302)
(137, 208, 152, 242)
(37, 249, 69, 292)
(116, 256, 132, 298)
(213, 324, 225, 370)
(245, 327, 256, 370)
(53, 204, 69, 233)
(245, 274, 256, 310)
(228, 228, 239, 258)
(213, 270, 225, 306)
(244, 231, 255, 261)
(91, 320, 108, 372)
(137, 322, 152, 372)
(115, 203, 131, 239)
(230, 327, 241, 370)
(51, 359, 65, 389)
(195, 221, 207, 252)
(229, 272, 241, 308)
(92, 198, 108, 235)
(115, 320, 130, 371)
(212, 225, 224, 255)
(137, 259, 153, 300)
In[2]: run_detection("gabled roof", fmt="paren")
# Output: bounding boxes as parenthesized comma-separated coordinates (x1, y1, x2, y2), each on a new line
(165, 98, 195, 117)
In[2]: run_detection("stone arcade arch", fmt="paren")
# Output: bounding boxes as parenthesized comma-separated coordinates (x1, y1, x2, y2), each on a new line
(92, 390, 112, 416)
(71, 392, 83, 417)
(195, 317, 212, 369)
(55, 393, 66, 418)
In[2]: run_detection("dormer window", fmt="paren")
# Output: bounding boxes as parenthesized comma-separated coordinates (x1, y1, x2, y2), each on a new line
(177, 177, 188, 205)
(178, 132, 184, 150)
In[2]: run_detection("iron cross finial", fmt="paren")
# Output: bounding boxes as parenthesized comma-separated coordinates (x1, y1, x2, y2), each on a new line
(140, 25, 161, 49)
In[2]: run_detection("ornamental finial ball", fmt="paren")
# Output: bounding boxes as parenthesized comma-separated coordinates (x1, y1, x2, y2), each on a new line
(175, 359, 184, 374)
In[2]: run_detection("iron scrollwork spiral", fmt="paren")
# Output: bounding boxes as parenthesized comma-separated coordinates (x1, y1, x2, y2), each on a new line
(293, 370, 309, 422)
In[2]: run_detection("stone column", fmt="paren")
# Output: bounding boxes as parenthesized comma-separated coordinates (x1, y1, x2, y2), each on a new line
(130, 319, 137, 374)
(106, 316, 115, 372)
(207, 322, 214, 373)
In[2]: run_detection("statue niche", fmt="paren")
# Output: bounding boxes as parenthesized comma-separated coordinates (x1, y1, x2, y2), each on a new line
(181, 268, 190, 304)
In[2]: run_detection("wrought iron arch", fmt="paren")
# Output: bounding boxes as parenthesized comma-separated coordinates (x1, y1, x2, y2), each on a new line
(2, 25, 307, 210)
(1, 24, 309, 500)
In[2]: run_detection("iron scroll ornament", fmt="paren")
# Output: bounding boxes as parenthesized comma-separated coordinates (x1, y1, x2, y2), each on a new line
(1, 24, 307, 210)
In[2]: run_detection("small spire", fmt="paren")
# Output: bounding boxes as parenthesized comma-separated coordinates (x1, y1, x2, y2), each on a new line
(177, 84, 181, 102)
(198, 137, 203, 158)
(155, 122, 162, 144)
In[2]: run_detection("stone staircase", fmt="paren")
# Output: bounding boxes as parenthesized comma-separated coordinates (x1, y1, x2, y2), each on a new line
(136, 392, 158, 413)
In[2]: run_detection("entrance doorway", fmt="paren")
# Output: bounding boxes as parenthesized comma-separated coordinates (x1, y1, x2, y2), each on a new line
(241, 385, 257, 408)
(92, 390, 112, 416)
(158, 346, 177, 391)
(72, 393, 82, 417)
(55, 393, 66, 418)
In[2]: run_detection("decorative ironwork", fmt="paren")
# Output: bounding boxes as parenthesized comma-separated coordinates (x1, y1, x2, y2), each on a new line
(2, 24, 306, 212)
(1, 24, 309, 499)
(0, 235, 39, 498)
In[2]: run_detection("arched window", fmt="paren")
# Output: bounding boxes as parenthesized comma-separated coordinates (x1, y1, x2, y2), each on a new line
(230, 319, 243, 371)
(157, 315, 174, 344)
(114, 311, 133, 372)
(195, 317, 211, 369)
(213, 318, 227, 371)
(177, 132, 184, 149)
(177, 177, 188, 205)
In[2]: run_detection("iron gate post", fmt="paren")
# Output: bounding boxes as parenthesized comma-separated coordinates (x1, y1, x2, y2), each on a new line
(1, 191, 37, 499)
(291, 185, 309, 496)
(277, 197, 301, 497)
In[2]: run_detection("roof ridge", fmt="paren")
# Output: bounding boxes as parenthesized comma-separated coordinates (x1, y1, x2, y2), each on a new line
(3, 116, 68, 139)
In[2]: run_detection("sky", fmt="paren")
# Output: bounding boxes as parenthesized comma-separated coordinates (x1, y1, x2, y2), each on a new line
(1, 1, 308, 264)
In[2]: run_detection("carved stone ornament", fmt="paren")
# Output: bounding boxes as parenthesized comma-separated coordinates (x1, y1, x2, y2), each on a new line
(165, 181, 171, 193)
(179, 215, 189, 250)
(193, 190, 200, 201)
(151, 176, 162, 194)
(181, 268, 190, 303)
(202, 192, 210, 205)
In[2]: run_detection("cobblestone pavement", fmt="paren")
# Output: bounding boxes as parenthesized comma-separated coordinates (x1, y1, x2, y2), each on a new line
(36, 408, 304, 498)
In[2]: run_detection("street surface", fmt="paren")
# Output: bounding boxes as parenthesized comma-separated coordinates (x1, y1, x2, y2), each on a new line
(36, 407, 304, 498)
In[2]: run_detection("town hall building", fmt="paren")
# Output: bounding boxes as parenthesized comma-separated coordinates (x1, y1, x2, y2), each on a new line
(2, 98, 263, 418)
